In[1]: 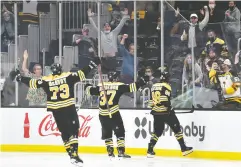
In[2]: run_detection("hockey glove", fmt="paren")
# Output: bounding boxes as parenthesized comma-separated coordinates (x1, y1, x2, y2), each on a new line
(142, 75, 150, 83)
(84, 83, 93, 90)
(9, 68, 21, 81)
(139, 75, 149, 86)
(89, 56, 101, 69)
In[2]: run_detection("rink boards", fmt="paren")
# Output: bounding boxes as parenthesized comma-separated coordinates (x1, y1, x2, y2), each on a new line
(1, 108, 241, 160)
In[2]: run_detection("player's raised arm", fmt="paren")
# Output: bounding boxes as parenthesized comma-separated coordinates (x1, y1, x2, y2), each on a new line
(70, 57, 101, 83)
(10, 68, 46, 89)
(119, 75, 149, 93)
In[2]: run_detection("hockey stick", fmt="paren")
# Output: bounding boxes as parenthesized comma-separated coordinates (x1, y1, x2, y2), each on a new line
(89, 39, 112, 118)
(144, 105, 195, 115)
(175, 105, 195, 114)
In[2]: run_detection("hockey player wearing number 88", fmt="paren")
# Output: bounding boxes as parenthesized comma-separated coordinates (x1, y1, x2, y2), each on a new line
(146, 68, 193, 158)
(85, 71, 149, 159)
(11, 57, 101, 167)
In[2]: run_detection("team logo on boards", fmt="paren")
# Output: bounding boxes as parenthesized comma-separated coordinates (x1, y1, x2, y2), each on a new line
(134, 117, 148, 139)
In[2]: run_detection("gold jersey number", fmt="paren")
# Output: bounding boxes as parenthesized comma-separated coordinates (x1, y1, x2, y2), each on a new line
(100, 90, 116, 106)
(152, 90, 170, 104)
(152, 91, 161, 104)
(50, 84, 70, 100)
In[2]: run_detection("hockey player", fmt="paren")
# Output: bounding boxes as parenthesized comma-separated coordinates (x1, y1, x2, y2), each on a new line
(85, 71, 148, 158)
(147, 68, 193, 158)
(11, 57, 101, 167)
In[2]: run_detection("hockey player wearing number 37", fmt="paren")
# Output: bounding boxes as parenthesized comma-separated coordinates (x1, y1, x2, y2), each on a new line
(84, 71, 149, 159)
(10, 57, 101, 167)
(146, 68, 193, 158)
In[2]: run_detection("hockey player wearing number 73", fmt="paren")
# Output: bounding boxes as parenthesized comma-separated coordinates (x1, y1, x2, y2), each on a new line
(10, 57, 101, 167)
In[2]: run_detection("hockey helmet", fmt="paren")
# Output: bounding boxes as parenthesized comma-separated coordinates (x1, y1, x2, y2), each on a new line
(50, 63, 62, 75)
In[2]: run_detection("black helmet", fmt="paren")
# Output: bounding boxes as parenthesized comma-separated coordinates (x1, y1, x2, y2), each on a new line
(108, 71, 118, 82)
(50, 63, 62, 75)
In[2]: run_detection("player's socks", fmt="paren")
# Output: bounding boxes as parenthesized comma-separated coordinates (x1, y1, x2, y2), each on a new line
(174, 132, 193, 156)
(117, 137, 131, 158)
(105, 138, 115, 157)
(147, 143, 156, 158)
(147, 133, 158, 158)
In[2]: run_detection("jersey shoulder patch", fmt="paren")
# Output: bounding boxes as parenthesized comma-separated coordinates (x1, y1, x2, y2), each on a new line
(37, 79, 43, 84)
(71, 72, 78, 76)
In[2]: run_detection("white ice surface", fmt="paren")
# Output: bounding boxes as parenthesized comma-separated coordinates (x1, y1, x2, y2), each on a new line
(0, 152, 241, 167)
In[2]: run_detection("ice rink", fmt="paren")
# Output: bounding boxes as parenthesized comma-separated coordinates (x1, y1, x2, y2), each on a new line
(1, 152, 241, 167)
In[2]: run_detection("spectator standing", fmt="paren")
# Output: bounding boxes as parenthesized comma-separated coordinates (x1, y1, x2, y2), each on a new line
(223, 1, 241, 55)
(1, 11, 14, 52)
(181, 6, 209, 59)
(88, 8, 130, 73)
(22, 50, 46, 106)
(183, 54, 203, 87)
(119, 34, 136, 84)
(201, 30, 228, 58)
(200, 0, 224, 37)
(73, 27, 96, 69)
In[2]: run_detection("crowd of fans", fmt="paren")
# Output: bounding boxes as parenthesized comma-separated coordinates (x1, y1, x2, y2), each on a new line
(1, 0, 241, 109)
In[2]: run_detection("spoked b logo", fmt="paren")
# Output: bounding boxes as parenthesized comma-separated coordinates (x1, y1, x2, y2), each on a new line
(134, 117, 147, 139)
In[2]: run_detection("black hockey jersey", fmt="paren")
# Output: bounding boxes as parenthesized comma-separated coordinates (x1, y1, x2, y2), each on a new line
(21, 68, 89, 111)
(86, 81, 144, 116)
(149, 82, 172, 114)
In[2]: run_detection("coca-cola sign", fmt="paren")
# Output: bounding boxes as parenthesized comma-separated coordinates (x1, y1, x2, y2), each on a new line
(39, 114, 93, 138)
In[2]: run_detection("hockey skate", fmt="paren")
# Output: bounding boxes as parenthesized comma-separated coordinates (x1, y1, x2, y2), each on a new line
(117, 147, 131, 159)
(107, 146, 115, 159)
(118, 153, 131, 159)
(147, 143, 156, 158)
(70, 156, 83, 167)
(181, 146, 193, 156)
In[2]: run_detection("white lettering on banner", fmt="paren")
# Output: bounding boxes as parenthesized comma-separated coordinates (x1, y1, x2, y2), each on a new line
(132, 116, 206, 141)
(38, 114, 93, 138)
(162, 123, 206, 142)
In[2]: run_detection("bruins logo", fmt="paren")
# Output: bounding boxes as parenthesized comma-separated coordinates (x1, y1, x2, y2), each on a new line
(38, 79, 43, 84)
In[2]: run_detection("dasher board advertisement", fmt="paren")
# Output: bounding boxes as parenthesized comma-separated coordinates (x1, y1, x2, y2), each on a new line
(1, 108, 241, 160)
